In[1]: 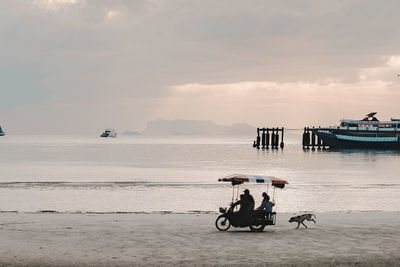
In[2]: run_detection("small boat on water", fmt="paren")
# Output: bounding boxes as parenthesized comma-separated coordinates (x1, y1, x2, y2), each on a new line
(312, 112, 400, 149)
(100, 128, 117, 138)
(0, 126, 5, 136)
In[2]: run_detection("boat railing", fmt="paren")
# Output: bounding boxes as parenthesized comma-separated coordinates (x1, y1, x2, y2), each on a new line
(329, 126, 398, 131)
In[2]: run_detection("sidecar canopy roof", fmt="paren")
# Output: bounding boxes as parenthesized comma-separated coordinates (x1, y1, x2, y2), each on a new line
(218, 174, 288, 188)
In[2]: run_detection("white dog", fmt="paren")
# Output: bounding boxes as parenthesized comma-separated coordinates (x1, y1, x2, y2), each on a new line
(289, 214, 316, 229)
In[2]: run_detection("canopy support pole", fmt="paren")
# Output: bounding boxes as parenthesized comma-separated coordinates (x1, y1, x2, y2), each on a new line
(234, 185, 240, 211)
(273, 187, 276, 202)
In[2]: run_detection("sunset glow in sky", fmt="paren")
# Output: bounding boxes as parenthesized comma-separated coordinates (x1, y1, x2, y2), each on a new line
(1, 0, 400, 133)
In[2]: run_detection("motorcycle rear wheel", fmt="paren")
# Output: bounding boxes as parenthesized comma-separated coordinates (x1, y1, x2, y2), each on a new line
(215, 216, 231, 231)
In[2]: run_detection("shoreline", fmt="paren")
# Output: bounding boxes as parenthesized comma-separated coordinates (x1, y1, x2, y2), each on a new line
(1, 209, 399, 214)
(1, 211, 399, 266)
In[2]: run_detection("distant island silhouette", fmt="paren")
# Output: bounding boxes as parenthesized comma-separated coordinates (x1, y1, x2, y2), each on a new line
(121, 130, 142, 136)
(140, 119, 255, 136)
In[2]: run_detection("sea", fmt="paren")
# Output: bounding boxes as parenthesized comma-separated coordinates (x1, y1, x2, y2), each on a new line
(0, 131, 399, 214)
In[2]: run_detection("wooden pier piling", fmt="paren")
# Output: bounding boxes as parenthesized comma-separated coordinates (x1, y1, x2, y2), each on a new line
(302, 126, 330, 150)
(254, 126, 329, 150)
(302, 127, 310, 149)
(253, 127, 284, 150)
(317, 127, 322, 150)
(261, 130, 266, 149)
(311, 127, 316, 150)
(274, 129, 279, 149)
(271, 131, 275, 149)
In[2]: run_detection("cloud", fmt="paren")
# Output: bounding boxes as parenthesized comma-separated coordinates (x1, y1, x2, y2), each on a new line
(164, 56, 400, 127)
(33, 0, 80, 11)
(105, 9, 120, 20)
(172, 55, 400, 97)
(387, 56, 400, 68)
(2, 1, 400, 133)
(358, 56, 400, 87)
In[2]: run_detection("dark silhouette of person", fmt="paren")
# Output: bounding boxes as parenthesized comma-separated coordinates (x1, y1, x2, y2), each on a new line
(257, 192, 267, 210)
(232, 190, 255, 224)
(232, 194, 246, 214)
(231, 194, 247, 224)
(256, 192, 275, 219)
(257, 192, 274, 210)
(243, 189, 255, 212)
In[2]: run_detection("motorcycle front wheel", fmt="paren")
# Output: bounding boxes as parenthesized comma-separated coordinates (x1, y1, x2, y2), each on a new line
(215, 216, 231, 231)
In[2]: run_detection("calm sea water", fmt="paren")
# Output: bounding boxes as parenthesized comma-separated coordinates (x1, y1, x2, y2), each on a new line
(0, 132, 399, 213)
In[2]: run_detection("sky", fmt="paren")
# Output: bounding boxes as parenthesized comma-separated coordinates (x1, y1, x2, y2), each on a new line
(1, 0, 400, 134)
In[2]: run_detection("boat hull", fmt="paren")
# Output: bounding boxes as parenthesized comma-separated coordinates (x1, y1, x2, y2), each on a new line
(314, 131, 400, 150)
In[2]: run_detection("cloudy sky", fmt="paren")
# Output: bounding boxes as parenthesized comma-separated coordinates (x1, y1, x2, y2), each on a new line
(1, 0, 400, 134)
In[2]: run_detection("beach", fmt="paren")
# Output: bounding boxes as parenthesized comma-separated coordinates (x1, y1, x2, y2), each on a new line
(1, 211, 399, 266)
(1, 136, 399, 266)
(3, 0, 400, 265)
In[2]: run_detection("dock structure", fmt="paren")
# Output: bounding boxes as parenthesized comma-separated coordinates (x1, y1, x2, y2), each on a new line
(302, 127, 329, 150)
(253, 127, 284, 149)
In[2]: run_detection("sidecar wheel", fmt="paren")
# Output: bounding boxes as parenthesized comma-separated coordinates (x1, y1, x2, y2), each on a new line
(249, 221, 265, 232)
(215, 216, 231, 231)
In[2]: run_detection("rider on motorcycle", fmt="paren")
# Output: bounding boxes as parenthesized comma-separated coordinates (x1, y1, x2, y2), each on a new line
(232, 190, 255, 223)
(232, 194, 246, 214)
(243, 189, 255, 212)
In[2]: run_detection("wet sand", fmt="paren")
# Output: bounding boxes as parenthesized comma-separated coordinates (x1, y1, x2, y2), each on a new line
(0, 211, 399, 266)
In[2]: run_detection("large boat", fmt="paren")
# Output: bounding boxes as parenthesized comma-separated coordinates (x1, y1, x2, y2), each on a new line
(0, 126, 5, 136)
(100, 128, 117, 138)
(312, 113, 400, 149)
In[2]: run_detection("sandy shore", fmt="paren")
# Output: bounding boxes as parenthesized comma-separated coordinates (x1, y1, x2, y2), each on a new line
(0, 211, 399, 266)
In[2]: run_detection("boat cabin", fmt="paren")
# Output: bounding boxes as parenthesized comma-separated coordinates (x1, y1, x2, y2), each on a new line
(339, 113, 400, 129)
